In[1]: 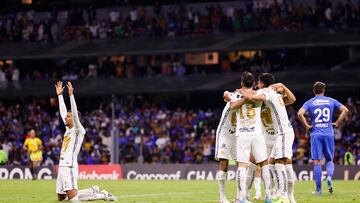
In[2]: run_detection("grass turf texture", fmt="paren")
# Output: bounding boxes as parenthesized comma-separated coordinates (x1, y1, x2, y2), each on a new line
(0, 180, 359, 203)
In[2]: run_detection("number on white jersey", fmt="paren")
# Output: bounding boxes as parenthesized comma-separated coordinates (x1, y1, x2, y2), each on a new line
(238, 102, 256, 119)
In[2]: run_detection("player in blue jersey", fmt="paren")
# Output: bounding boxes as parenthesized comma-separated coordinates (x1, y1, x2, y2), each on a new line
(297, 81, 349, 195)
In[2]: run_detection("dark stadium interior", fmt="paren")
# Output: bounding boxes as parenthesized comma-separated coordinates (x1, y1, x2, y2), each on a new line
(0, 0, 359, 177)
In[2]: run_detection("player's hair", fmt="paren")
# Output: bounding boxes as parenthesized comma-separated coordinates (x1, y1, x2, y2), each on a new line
(241, 71, 255, 88)
(313, 81, 326, 94)
(258, 73, 275, 87)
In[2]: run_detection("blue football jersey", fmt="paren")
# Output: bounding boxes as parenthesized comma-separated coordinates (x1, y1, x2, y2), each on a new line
(302, 95, 342, 136)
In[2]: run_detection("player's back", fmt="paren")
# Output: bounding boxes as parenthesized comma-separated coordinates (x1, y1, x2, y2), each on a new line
(260, 88, 293, 135)
(59, 127, 85, 168)
(236, 96, 262, 136)
(217, 92, 242, 133)
(303, 95, 341, 136)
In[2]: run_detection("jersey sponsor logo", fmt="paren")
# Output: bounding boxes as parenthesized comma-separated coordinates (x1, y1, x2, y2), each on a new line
(238, 126, 255, 133)
(312, 99, 330, 106)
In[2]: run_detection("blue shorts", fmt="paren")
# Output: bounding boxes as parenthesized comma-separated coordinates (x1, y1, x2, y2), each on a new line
(310, 135, 334, 161)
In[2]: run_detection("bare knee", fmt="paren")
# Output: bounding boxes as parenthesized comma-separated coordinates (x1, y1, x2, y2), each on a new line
(219, 159, 229, 171)
(66, 189, 77, 200)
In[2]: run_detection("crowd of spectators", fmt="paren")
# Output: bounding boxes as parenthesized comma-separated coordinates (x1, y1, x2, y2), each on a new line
(0, 52, 288, 83)
(0, 94, 359, 166)
(0, 0, 360, 43)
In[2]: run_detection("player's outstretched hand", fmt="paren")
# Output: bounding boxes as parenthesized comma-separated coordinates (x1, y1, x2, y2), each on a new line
(66, 81, 74, 96)
(55, 81, 65, 95)
(332, 122, 339, 128)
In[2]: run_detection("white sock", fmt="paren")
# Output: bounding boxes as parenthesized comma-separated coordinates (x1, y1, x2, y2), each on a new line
(286, 164, 296, 198)
(261, 165, 271, 199)
(77, 193, 107, 201)
(237, 167, 247, 201)
(275, 163, 288, 198)
(217, 170, 227, 200)
(69, 195, 79, 202)
(246, 163, 257, 199)
(254, 177, 261, 195)
(270, 164, 278, 193)
(78, 187, 97, 195)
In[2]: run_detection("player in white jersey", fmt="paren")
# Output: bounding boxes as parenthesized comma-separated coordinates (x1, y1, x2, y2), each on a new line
(241, 73, 297, 203)
(226, 72, 273, 203)
(215, 91, 242, 203)
(55, 81, 116, 201)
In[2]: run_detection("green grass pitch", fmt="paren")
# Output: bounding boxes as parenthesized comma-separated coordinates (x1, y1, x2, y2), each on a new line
(0, 180, 359, 202)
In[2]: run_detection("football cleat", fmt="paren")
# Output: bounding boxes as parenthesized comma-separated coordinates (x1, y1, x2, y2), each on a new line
(311, 190, 322, 196)
(101, 190, 117, 201)
(327, 178, 334, 194)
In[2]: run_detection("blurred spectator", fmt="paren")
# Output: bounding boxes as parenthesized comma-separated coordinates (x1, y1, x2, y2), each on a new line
(1, 0, 359, 44)
(0, 145, 7, 165)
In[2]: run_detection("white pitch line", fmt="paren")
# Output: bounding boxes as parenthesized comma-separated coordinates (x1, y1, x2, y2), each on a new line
(117, 191, 217, 198)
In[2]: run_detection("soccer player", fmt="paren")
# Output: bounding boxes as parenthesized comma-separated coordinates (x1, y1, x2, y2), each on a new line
(241, 73, 297, 203)
(227, 72, 272, 203)
(297, 81, 349, 195)
(23, 129, 43, 180)
(55, 81, 116, 201)
(215, 90, 242, 203)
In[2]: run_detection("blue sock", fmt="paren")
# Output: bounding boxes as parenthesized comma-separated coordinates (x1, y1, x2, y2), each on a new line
(326, 161, 334, 180)
(314, 164, 322, 192)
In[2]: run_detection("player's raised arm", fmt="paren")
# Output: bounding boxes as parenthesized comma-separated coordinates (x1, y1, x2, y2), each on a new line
(67, 82, 85, 133)
(271, 83, 296, 105)
(55, 81, 67, 124)
(332, 104, 349, 128)
(297, 107, 312, 131)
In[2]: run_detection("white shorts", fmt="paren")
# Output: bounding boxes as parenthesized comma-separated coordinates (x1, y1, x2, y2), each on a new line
(215, 128, 237, 161)
(264, 134, 276, 157)
(270, 131, 295, 159)
(236, 134, 267, 163)
(56, 166, 78, 194)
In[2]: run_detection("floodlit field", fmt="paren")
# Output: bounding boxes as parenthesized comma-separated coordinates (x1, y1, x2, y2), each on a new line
(0, 180, 359, 203)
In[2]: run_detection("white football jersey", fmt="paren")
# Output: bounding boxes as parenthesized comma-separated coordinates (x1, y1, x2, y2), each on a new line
(216, 92, 242, 134)
(58, 94, 86, 168)
(258, 88, 294, 135)
(59, 127, 85, 168)
(236, 90, 263, 136)
(261, 104, 276, 143)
